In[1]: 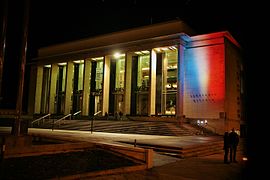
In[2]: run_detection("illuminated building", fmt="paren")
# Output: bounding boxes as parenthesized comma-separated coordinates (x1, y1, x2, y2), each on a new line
(28, 20, 244, 135)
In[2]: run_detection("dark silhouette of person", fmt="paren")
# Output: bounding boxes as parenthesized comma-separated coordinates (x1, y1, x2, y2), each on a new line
(223, 131, 230, 164)
(229, 128, 239, 163)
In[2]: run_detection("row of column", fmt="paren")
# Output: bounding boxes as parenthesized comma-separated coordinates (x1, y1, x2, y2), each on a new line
(34, 44, 185, 118)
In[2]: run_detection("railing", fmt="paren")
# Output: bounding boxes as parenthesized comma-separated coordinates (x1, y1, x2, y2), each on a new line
(52, 113, 72, 130)
(31, 114, 51, 127)
(72, 110, 81, 119)
(91, 111, 102, 133)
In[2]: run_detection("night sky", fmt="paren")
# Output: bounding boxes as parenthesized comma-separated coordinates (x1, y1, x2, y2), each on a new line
(28, 0, 248, 53)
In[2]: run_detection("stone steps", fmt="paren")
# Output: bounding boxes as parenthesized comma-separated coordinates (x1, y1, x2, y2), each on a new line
(32, 119, 195, 136)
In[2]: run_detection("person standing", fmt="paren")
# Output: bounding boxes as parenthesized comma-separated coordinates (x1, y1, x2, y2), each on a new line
(229, 128, 239, 163)
(223, 131, 230, 164)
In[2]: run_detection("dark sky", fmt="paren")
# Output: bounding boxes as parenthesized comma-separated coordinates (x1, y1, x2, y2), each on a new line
(28, 0, 249, 54)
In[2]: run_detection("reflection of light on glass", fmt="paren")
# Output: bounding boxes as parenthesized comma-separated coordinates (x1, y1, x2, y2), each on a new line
(166, 84, 171, 88)
(114, 52, 120, 58)
(161, 47, 169, 51)
(44, 64, 51, 68)
(92, 57, 104, 61)
(142, 50, 150, 54)
(142, 67, 150, 71)
(135, 51, 143, 55)
(73, 60, 84, 64)
(58, 62, 67, 66)
(114, 52, 125, 59)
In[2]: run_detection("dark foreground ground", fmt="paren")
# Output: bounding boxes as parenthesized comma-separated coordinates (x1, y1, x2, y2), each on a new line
(0, 149, 138, 180)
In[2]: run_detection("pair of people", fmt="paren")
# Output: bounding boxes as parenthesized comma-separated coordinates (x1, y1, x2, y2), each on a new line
(223, 128, 239, 163)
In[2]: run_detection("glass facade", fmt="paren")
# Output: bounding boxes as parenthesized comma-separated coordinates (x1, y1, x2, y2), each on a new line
(55, 63, 66, 114)
(109, 54, 125, 115)
(89, 57, 104, 115)
(40, 65, 51, 114)
(72, 60, 84, 114)
(155, 46, 178, 115)
(36, 46, 178, 117)
(131, 51, 150, 115)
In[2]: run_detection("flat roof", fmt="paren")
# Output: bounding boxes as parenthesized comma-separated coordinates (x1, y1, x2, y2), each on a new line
(37, 20, 195, 58)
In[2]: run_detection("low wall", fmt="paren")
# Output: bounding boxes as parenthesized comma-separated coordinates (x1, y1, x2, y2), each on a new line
(96, 142, 153, 168)
(1, 134, 153, 170)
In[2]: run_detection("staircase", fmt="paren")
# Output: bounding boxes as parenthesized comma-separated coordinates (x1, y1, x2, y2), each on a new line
(119, 139, 223, 159)
(179, 140, 224, 158)
(30, 119, 195, 136)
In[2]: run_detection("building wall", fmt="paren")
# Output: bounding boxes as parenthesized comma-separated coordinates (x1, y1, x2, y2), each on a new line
(183, 44, 225, 119)
(225, 39, 242, 131)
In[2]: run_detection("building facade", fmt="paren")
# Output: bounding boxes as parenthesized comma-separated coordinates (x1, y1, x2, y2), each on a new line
(28, 20, 244, 135)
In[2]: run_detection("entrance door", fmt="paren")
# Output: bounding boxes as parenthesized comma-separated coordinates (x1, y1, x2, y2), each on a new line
(55, 65, 66, 114)
(40, 65, 51, 114)
(89, 58, 104, 116)
(72, 62, 84, 114)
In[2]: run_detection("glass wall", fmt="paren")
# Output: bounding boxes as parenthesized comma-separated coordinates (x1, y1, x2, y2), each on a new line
(40, 65, 51, 114)
(155, 46, 178, 115)
(89, 57, 104, 115)
(55, 63, 67, 114)
(109, 54, 125, 115)
(130, 51, 150, 115)
(72, 60, 84, 114)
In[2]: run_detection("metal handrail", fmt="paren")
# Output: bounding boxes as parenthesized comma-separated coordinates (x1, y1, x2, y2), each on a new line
(54, 114, 72, 124)
(91, 111, 102, 133)
(72, 110, 81, 120)
(31, 114, 51, 126)
(73, 110, 81, 116)
(51, 114, 72, 131)
(94, 111, 102, 116)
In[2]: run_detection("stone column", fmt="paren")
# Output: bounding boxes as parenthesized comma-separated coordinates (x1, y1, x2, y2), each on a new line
(176, 43, 185, 125)
(102, 55, 110, 116)
(64, 61, 73, 114)
(149, 50, 157, 116)
(34, 65, 43, 114)
(82, 59, 91, 116)
(124, 52, 132, 115)
(49, 64, 58, 114)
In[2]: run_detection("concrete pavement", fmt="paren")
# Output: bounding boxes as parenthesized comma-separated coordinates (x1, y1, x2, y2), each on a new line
(1, 127, 250, 179)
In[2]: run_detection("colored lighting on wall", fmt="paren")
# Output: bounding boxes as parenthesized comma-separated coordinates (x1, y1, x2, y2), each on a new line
(185, 44, 225, 103)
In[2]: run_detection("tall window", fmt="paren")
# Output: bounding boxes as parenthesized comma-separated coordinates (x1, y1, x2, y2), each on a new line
(89, 57, 104, 115)
(72, 60, 84, 113)
(155, 46, 178, 115)
(163, 50, 177, 115)
(136, 52, 150, 115)
(95, 59, 103, 91)
(109, 53, 125, 115)
(55, 63, 67, 114)
(40, 65, 51, 114)
(115, 55, 125, 90)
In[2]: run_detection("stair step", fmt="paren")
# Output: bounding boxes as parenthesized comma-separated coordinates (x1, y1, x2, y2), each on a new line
(33, 119, 207, 136)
